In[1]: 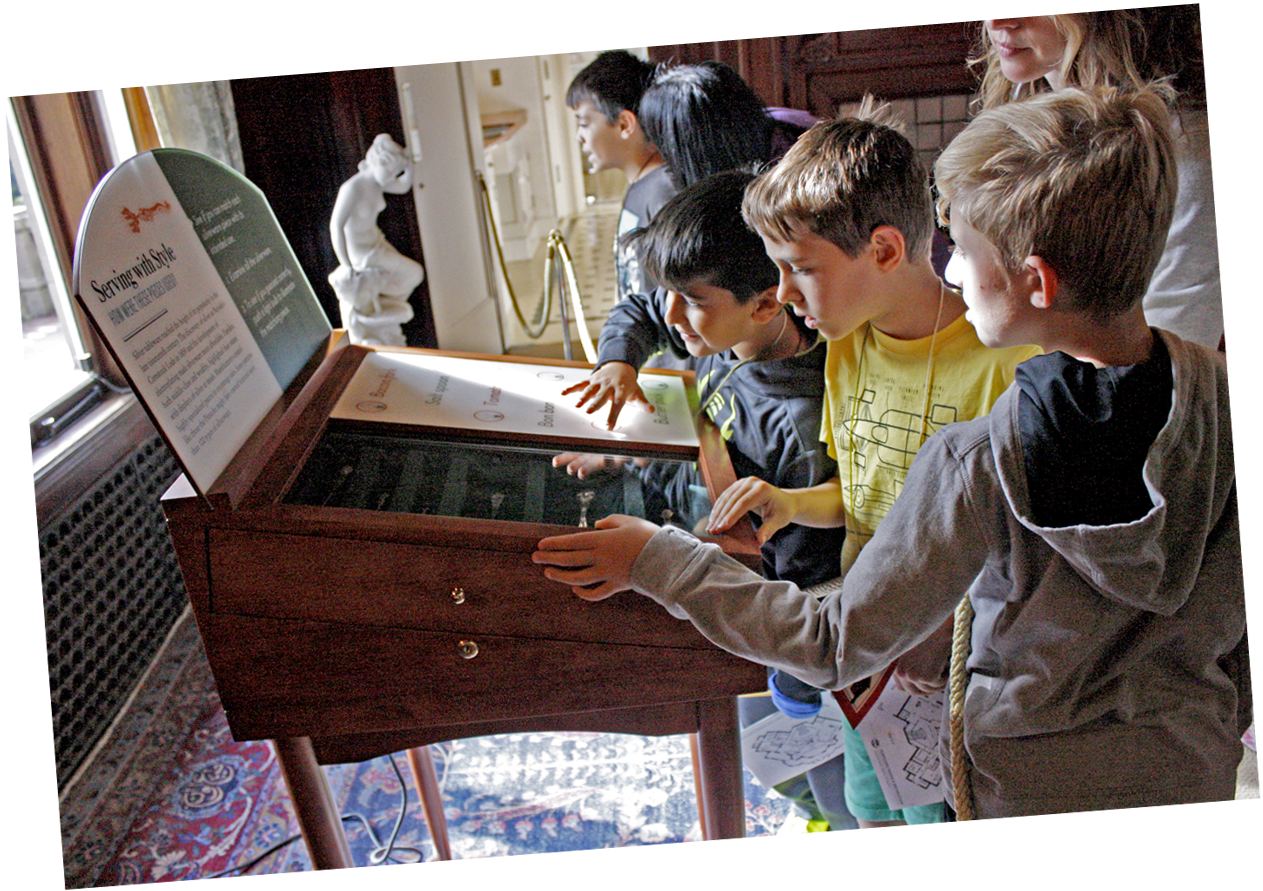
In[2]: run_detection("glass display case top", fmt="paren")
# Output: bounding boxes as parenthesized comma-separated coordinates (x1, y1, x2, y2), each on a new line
(285, 429, 711, 532)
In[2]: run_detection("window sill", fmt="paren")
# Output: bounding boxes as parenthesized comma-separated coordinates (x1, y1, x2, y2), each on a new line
(33, 391, 158, 531)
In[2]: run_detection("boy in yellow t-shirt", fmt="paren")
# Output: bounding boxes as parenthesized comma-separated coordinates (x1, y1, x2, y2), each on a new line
(537, 103, 1038, 827)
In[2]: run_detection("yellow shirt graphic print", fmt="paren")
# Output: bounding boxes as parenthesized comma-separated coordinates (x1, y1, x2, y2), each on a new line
(821, 314, 1038, 575)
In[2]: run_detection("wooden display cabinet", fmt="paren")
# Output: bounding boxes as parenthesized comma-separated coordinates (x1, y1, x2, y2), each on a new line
(75, 148, 768, 867)
(161, 339, 767, 865)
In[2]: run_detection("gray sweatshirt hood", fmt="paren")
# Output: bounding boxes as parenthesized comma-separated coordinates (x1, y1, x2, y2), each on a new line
(990, 330, 1234, 616)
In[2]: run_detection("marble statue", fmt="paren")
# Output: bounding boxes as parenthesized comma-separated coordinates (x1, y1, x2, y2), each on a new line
(328, 134, 425, 346)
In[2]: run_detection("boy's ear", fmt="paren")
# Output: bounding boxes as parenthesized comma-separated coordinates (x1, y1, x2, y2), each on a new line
(749, 285, 783, 323)
(1023, 256, 1059, 310)
(616, 109, 639, 139)
(869, 225, 907, 271)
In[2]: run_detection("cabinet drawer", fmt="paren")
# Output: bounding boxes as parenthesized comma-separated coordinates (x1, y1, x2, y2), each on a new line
(203, 613, 765, 741)
(208, 529, 716, 649)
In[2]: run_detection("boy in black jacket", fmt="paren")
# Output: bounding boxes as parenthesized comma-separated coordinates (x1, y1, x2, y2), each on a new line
(559, 170, 854, 829)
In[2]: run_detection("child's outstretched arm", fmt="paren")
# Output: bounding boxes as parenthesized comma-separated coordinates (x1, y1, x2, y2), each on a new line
(537, 432, 993, 690)
(533, 514, 660, 600)
(706, 475, 845, 544)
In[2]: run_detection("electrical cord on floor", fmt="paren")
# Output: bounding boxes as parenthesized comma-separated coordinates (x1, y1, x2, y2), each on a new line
(206, 753, 424, 878)
(343, 754, 425, 865)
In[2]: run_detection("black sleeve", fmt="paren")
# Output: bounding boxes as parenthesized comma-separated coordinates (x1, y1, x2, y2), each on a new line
(595, 287, 690, 371)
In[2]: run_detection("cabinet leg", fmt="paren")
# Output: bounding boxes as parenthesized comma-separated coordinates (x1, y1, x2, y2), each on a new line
(694, 697, 746, 840)
(405, 746, 452, 861)
(273, 736, 353, 869)
(688, 734, 709, 839)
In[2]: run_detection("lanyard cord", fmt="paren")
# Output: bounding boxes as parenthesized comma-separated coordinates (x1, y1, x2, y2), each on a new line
(697, 310, 796, 419)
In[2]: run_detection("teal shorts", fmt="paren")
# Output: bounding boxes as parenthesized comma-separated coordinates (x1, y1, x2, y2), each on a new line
(842, 722, 945, 824)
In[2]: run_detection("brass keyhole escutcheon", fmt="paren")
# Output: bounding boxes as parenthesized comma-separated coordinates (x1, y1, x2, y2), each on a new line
(457, 640, 479, 659)
(451, 587, 466, 604)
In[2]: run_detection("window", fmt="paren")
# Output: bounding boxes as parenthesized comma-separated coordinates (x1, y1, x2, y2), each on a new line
(10, 91, 138, 452)
(11, 114, 96, 438)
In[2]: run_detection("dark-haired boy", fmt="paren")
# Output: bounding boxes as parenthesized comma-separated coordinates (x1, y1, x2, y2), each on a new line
(566, 50, 675, 300)
(536, 86, 1249, 819)
(557, 169, 854, 828)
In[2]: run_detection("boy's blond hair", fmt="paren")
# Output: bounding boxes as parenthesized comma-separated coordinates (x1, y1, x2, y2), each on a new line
(934, 84, 1177, 320)
(741, 98, 934, 260)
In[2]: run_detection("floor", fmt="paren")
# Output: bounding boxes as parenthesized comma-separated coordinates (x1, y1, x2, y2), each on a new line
(56, 607, 796, 884)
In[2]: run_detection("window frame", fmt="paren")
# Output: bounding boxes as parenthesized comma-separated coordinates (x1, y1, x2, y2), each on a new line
(11, 91, 160, 521)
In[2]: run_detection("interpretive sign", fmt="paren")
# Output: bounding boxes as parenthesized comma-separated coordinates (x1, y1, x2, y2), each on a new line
(73, 149, 332, 494)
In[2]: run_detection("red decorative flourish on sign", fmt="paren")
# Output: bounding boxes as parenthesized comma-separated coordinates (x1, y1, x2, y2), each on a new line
(121, 201, 172, 233)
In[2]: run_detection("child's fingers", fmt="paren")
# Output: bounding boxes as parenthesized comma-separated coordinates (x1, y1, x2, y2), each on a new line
(707, 485, 748, 525)
(572, 580, 621, 602)
(534, 531, 599, 555)
(708, 489, 763, 533)
(583, 389, 611, 414)
(532, 547, 596, 567)
(570, 384, 599, 409)
(541, 565, 619, 594)
(706, 504, 741, 534)
(551, 452, 580, 468)
(540, 564, 597, 583)
(625, 386, 655, 413)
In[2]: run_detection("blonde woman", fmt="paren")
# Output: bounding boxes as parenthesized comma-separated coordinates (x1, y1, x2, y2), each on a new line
(972, 7, 1222, 351)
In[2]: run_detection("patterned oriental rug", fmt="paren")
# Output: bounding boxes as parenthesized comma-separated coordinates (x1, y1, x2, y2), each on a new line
(59, 611, 793, 886)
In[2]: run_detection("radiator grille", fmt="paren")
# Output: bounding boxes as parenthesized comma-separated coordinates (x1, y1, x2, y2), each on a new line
(41, 435, 187, 788)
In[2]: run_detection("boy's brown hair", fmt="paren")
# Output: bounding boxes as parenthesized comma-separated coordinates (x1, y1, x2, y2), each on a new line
(934, 84, 1177, 320)
(741, 97, 934, 260)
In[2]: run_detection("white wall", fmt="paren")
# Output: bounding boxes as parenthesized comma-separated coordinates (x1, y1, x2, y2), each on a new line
(471, 55, 557, 246)
(394, 63, 505, 354)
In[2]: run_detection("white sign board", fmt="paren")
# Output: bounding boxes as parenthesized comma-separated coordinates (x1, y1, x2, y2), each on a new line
(856, 685, 946, 811)
(332, 350, 700, 454)
(740, 694, 848, 789)
(73, 149, 332, 494)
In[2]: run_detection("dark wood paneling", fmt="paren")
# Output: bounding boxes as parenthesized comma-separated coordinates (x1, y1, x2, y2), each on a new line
(651, 21, 981, 117)
(647, 40, 785, 108)
(229, 70, 437, 348)
(787, 22, 980, 115)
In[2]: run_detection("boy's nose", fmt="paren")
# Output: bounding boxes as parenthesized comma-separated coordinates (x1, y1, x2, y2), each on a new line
(775, 278, 800, 306)
(664, 291, 685, 324)
(944, 251, 965, 289)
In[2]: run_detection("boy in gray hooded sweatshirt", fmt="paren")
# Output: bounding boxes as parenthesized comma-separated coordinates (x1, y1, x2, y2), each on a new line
(534, 84, 1250, 819)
